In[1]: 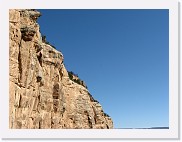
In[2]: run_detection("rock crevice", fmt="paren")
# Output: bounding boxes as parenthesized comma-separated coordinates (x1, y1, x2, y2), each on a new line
(9, 9, 113, 129)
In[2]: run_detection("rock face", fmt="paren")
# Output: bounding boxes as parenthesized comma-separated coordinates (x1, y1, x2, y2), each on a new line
(9, 9, 113, 129)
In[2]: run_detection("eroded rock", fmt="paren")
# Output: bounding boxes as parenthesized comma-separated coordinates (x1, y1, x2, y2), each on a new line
(21, 25, 36, 41)
(9, 9, 113, 129)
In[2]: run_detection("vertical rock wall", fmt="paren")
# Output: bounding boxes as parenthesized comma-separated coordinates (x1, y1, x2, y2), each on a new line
(9, 9, 113, 129)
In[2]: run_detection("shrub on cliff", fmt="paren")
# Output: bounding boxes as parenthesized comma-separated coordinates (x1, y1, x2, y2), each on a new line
(42, 35, 56, 49)
(104, 113, 110, 118)
(68, 71, 87, 88)
(68, 71, 73, 80)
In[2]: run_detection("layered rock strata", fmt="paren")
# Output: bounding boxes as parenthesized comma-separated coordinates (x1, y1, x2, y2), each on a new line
(9, 9, 113, 129)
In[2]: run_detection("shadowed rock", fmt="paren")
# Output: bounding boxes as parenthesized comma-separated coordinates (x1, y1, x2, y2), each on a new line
(21, 26, 36, 41)
(9, 9, 113, 129)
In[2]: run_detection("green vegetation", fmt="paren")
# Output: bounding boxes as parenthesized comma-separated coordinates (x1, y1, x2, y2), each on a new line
(42, 35, 56, 49)
(88, 92, 99, 103)
(68, 71, 73, 80)
(104, 113, 110, 118)
(68, 71, 87, 88)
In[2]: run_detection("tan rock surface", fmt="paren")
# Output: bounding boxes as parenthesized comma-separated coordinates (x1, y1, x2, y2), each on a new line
(9, 9, 113, 129)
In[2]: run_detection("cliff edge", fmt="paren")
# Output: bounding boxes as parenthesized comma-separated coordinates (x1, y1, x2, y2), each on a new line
(9, 9, 113, 129)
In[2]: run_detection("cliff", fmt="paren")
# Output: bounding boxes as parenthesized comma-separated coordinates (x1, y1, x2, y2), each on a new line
(9, 9, 113, 129)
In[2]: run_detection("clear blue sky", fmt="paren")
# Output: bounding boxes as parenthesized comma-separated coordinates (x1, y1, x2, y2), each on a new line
(37, 9, 169, 128)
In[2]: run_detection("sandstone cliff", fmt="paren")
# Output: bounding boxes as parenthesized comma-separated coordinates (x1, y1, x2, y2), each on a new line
(9, 9, 113, 129)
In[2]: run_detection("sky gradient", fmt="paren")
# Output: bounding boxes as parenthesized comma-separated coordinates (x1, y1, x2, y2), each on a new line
(37, 9, 169, 128)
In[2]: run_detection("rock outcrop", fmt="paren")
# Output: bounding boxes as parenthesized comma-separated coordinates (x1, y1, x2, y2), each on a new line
(9, 9, 113, 129)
